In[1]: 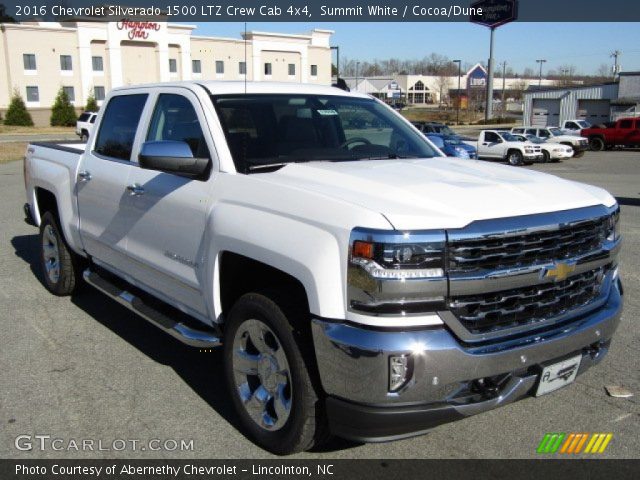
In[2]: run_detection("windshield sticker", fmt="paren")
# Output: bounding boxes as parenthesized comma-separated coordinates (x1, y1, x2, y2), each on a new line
(317, 109, 338, 116)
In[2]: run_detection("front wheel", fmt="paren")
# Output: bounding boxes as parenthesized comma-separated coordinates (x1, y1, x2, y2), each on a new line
(507, 150, 523, 166)
(223, 293, 328, 454)
(589, 137, 605, 151)
(80, 131, 89, 142)
(541, 151, 550, 163)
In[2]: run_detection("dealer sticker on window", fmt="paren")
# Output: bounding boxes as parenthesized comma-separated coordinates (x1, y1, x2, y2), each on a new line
(536, 354, 582, 396)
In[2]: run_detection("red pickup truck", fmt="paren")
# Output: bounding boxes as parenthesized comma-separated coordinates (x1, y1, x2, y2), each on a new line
(581, 117, 640, 151)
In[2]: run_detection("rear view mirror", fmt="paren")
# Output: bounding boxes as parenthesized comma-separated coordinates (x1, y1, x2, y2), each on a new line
(139, 141, 209, 179)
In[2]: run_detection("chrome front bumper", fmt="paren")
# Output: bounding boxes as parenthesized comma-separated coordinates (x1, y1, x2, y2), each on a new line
(312, 279, 623, 441)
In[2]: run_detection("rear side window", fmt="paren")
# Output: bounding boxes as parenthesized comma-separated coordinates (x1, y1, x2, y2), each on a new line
(78, 113, 91, 122)
(94, 94, 147, 161)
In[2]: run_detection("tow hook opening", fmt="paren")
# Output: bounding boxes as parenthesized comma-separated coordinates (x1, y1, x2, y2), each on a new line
(585, 340, 607, 360)
(470, 373, 511, 400)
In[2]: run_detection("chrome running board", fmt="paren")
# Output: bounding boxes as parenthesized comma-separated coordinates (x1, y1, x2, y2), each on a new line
(83, 269, 221, 348)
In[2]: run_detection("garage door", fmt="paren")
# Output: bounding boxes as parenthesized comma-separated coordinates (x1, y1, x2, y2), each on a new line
(577, 100, 610, 126)
(531, 99, 560, 127)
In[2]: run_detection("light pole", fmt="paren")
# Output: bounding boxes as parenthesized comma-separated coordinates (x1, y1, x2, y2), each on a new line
(536, 59, 546, 87)
(355, 61, 360, 92)
(453, 59, 461, 125)
(500, 61, 507, 116)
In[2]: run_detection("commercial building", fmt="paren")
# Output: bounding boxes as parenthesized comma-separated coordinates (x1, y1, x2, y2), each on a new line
(0, 21, 333, 125)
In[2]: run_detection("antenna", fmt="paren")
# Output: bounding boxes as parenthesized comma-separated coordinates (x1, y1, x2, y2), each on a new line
(244, 22, 248, 94)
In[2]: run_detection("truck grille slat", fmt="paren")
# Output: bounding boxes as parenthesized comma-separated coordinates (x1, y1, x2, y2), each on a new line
(448, 216, 608, 273)
(448, 267, 605, 334)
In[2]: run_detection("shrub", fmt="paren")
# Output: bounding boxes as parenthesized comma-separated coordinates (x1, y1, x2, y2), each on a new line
(85, 92, 98, 112)
(50, 87, 77, 126)
(4, 90, 34, 126)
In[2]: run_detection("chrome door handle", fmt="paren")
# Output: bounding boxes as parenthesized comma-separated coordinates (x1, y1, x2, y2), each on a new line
(77, 170, 92, 182)
(126, 183, 145, 196)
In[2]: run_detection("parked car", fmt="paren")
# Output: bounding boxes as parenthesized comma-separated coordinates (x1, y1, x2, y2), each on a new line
(510, 133, 574, 162)
(75, 112, 97, 142)
(426, 133, 477, 159)
(24, 81, 623, 454)
(412, 121, 457, 135)
(581, 117, 640, 151)
(561, 119, 592, 134)
(466, 130, 543, 165)
(510, 126, 588, 157)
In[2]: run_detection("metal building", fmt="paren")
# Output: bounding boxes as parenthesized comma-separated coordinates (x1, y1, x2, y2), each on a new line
(523, 83, 619, 127)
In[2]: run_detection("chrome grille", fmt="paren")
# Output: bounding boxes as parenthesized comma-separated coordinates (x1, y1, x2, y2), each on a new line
(448, 216, 609, 273)
(448, 267, 606, 335)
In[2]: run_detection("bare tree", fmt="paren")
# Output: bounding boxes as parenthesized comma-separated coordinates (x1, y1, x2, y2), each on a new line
(523, 67, 535, 78)
(435, 75, 451, 105)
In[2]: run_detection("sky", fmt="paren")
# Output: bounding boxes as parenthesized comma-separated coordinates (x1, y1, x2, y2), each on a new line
(193, 22, 640, 75)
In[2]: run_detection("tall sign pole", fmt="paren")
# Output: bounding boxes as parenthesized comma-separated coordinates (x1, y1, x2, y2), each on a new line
(471, 0, 518, 121)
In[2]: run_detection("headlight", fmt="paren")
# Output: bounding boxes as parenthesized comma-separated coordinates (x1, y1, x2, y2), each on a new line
(347, 228, 447, 315)
(454, 147, 470, 158)
(606, 206, 621, 242)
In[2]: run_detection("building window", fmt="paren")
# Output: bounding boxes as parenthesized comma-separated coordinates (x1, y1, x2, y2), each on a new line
(26, 86, 39, 102)
(310, 64, 318, 77)
(23, 54, 36, 71)
(239, 61, 246, 75)
(264, 63, 272, 76)
(192, 60, 201, 74)
(63, 86, 75, 102)
(216, 60, 224, 75)
(169, 59, 177, 73)
(60, 55, 72, 71)
(92, 56, 104, 72)
(94, 86, 106, 101)
(288, 63, 296, 76)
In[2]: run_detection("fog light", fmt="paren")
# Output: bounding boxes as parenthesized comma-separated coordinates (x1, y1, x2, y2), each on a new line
(389, 355, 412, 392)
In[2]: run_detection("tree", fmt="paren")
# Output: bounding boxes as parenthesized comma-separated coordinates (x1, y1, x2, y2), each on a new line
(50, 87, 77, 126)
(435, 75, 451, 105)
(0, 4, 16, 22)
(85, 91, 99, 112)
(4, 89, 33, 126)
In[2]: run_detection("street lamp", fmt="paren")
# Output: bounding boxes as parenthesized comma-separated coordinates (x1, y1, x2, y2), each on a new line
(453, 59, 462, 125)
(536, 59, 547, 87)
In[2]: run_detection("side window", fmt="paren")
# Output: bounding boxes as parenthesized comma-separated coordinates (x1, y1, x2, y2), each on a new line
(567, 122, 578, 129)
(146, 94, 210, 159)
(484, 132, 499, 142)
(94, 94, 147, 161)
(619, 120, 632, 129)
(526, 128, 537, 135)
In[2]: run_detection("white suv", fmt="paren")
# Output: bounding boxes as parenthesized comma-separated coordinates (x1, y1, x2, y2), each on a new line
(75, 112, 97, 142)
(511, 126, 589, 157)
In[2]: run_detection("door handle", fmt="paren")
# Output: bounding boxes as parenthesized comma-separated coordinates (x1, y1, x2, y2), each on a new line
(126, 183, 145, 196)
(77, 170, 92, 182)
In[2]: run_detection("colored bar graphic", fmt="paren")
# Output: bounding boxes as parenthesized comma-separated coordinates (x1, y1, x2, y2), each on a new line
(538, 433, 613, 454)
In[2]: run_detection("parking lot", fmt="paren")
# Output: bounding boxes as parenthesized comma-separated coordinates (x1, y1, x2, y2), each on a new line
(0, 150, 638, 459)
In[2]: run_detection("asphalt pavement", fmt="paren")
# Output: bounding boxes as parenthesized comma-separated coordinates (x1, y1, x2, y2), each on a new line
(0, 151, 638, 459)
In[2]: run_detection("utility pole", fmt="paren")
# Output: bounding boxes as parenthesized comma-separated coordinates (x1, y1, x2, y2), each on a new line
(330, 46, 340, 79)
(355, 61, 360, 92)
(485, 27, 495, 121)
(500, 61, 507, 116)
(453, 59, 461, 124)
(610, 50, 622, 79)
(536, 59, 546, 87)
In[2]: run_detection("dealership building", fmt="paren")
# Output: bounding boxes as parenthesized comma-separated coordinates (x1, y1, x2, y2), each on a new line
(0, 21, 333, 125)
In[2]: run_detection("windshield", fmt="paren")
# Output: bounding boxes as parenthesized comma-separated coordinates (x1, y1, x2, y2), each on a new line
(443, 135, 463, 145)
(526, 135, 544, 143)
(211, 94, 438, 172)
(498, 132, 519, 142)
(548, 128, 564, 136)
(577, 120, 591, 128)
(436, 125, 455, 135)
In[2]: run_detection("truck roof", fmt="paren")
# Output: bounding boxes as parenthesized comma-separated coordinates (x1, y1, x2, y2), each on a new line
(110, 80, 368, 98)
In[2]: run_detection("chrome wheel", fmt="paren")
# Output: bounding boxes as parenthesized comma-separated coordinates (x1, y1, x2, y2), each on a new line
(42, 224, 60, 284)
(232, 318, 292, 431)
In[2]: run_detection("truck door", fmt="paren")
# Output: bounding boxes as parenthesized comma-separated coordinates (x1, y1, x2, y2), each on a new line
(617, 119, 634, 145)
(123, 90, 214, 316)
(76, 93, 149, 274)
(479, 131, 503, 158)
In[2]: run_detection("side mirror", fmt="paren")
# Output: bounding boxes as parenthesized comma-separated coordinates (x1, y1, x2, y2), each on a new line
(138, 141, 209, 179)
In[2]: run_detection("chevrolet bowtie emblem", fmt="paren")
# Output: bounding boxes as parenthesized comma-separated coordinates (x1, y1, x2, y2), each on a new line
(544, 262, 577, 282)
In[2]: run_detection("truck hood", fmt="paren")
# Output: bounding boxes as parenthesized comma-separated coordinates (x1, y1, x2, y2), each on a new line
(263, 157, 616, 230)
(550, 134, 588, 143)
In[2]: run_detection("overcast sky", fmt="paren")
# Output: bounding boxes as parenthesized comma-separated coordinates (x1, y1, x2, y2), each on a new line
(194, 22, 640, 75)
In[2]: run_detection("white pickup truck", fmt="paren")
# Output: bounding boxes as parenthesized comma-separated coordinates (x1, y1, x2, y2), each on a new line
(469, 130, 544, 165)
(511, 126, 589, 157)
(24, 81, 623, 454)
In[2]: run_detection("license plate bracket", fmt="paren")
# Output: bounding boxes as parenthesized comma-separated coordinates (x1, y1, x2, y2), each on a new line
(536, 354, 582, 397)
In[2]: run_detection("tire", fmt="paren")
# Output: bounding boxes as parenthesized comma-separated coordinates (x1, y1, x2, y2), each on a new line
(541, 150, 550, 163)
(589, 137, 605, 151)
(223, 292, 328, 455)
(573, 150, 585, 158)
(39, 211, 84, 296)
(81, 131, 89, 142)
(507, 150, 523, 166)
